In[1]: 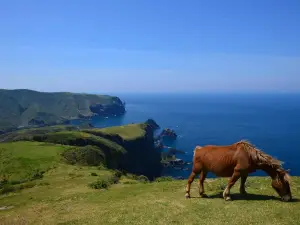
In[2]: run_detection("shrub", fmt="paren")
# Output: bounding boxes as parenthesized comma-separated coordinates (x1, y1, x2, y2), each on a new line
(0, 169, 42, 194)
(91, 172, 98, 176)
(88, 179, 111, 189)
(108, 174, 120, 185)
(28, 169, 45, 181)
(123, 180, 138, 185)
(126, 174, 138, 180)
(0, 181, 36, 195)
(136, 175, 150, 183)
(114, 170, 123, 178)
(88, 174, 120, 190)
(61, 145, 105, 166)
(0, 184, 15, 194)
(124, 174, 149, 183)
(154, 176, 174, 182)
(9, 180, 23, 185)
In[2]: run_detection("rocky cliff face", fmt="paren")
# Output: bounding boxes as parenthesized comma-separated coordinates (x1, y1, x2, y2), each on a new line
(89, 98, 126, 117)
(119, 123, 162, 179)
(83, 121, 163, 180)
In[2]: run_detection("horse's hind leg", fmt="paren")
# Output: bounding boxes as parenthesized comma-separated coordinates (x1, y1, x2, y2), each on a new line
(199, 171, 208, 197)
(240, 175, 248, 195)
(185, 171, 196, 198)
(223, 169, 241, 201)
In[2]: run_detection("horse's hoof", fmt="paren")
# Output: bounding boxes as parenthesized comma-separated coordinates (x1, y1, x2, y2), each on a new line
(185, 194, 190, 199)
(200, 194, 208, 198)
(224, 196, 232, 201)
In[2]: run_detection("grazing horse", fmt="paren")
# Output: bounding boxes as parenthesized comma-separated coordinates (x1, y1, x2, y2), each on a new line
(185, 140, 292, 201)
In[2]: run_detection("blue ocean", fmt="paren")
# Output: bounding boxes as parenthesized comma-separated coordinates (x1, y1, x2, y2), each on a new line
(85, 93, 300, 178)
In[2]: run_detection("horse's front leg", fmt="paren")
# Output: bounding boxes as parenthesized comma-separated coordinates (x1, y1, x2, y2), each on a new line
(185, 171, 196, 198)
(223, 169, 241, 201)
(199, 171, 208, 197)
(240, 175, 248, 195)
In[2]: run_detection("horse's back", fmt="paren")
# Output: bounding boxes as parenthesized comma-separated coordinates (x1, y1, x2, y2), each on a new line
(194, 143, 237, 155)
(192, 143, 243, 176)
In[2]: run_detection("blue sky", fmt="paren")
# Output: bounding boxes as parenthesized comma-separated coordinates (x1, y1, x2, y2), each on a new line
(1, 0, 300, 93)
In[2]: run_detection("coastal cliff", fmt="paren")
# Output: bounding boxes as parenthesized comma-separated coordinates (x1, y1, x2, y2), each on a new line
(83, 121, 162, 179)
(0, 120, 163, 179)
(0, 89, 126, 132)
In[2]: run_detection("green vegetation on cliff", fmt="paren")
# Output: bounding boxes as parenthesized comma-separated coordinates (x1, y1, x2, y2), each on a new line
(0, 89, 125, 131)
(90, 124, 147, 141)
(0, 121, 162, 179)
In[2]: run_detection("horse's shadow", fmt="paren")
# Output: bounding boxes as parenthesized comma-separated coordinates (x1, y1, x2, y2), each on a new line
(191, 192, 300, 202)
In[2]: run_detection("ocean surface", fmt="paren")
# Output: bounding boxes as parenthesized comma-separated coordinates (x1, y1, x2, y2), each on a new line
(82, 93, 300, 178)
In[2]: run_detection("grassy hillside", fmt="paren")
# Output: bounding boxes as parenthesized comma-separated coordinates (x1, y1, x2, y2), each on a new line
(0, 132, 299, 224)
(0, 89, 125, 131)
(0, 121, 162, 179)
(0, 142, 66, 182)
(0, 170, 299, 224)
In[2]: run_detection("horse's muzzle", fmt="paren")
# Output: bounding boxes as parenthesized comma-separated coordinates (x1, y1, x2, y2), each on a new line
(281, 195, 292, 202)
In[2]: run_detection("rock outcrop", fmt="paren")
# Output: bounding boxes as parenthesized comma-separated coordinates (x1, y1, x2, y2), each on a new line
(158, 128, 177, 140)
(145, 119, 160, 130)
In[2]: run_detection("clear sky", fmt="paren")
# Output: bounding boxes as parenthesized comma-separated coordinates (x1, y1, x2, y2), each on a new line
(1, 0, 300, 93)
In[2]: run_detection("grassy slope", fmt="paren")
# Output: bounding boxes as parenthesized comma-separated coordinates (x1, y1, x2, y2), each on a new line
(0, 174, 299, 225)
(0, 121, 160, 174)
(0, 89, 120, 129)
(1, 125, 299, 224)
(37, 131, 127, 154)
(0, 141, 67, 181)
(98, 123, 147, 141)
(0, 141, 300, 225)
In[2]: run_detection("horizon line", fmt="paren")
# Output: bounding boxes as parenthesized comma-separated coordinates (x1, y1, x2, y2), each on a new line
(2, 88, 300, 96)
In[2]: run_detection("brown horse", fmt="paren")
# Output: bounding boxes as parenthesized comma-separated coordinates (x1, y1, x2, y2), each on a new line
(185, 140, 292, 201)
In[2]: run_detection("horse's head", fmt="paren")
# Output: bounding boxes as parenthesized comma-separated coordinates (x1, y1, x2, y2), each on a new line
(271, 168, 292, 202)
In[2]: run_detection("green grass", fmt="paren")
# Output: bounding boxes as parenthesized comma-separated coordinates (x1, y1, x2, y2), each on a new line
(0, 141, 299, 224)
(16, 125, 77, 134)
(0, 122, 162, 179)
(98, 123, 146, 141)
(1, 128, 299, 224)
(0, 171, 299, 225)
(0, 141, 67, 182)
(0, 125, 78, 142)
(33, 131, 127, 168)
(37, 131, 126, 153)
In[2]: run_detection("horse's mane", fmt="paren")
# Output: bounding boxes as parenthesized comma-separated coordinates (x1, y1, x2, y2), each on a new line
(237, 139, 283, 168)
(237, 140, 291, 184)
